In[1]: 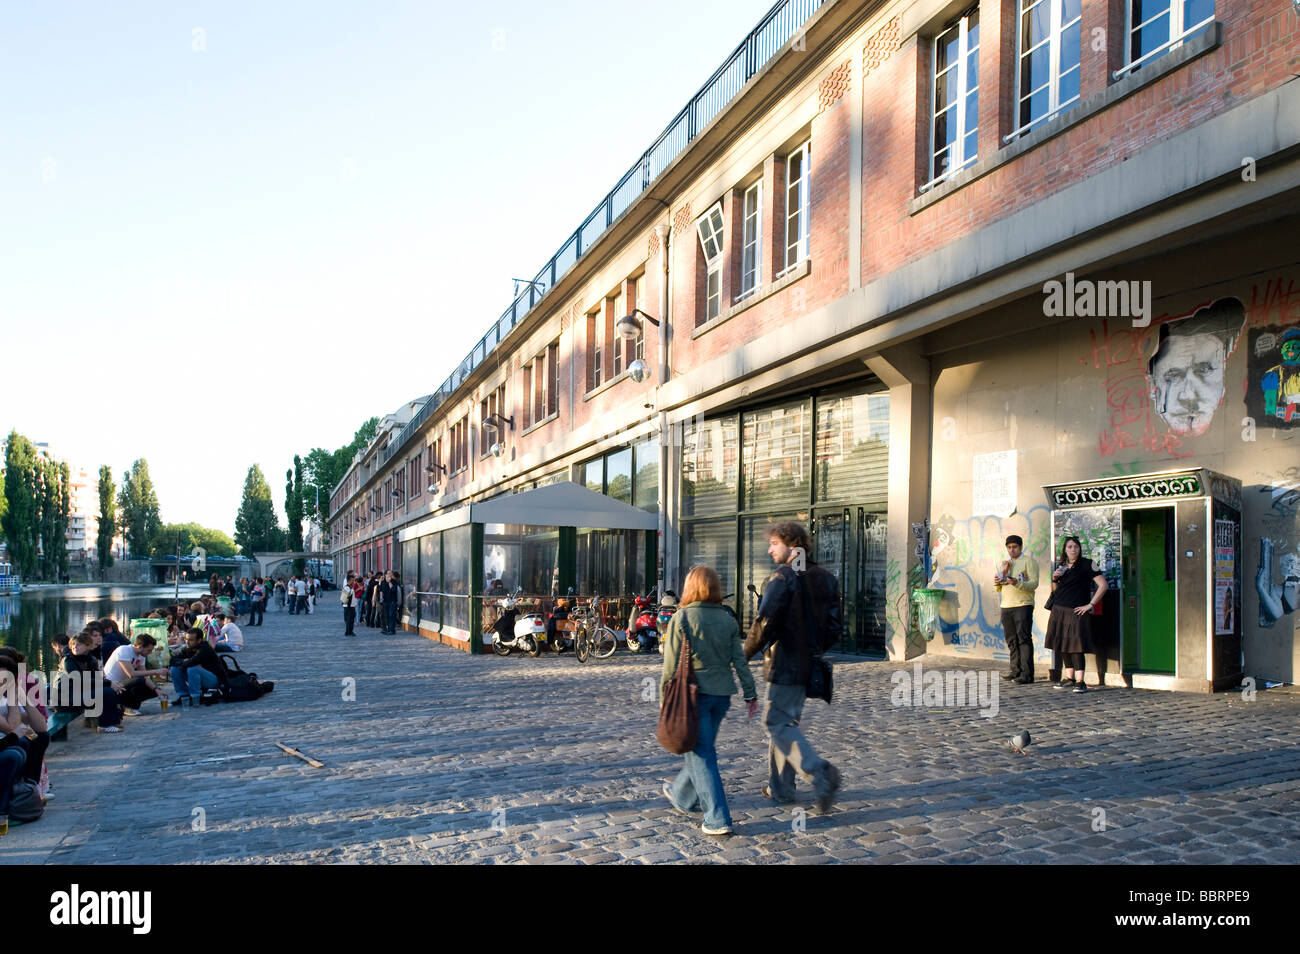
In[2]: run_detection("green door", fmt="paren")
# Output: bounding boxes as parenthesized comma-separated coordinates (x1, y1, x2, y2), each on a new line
(1121, 507, 1176, 673)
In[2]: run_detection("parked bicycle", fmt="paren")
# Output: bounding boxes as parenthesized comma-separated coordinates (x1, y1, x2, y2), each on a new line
(572, 596, 618, 663)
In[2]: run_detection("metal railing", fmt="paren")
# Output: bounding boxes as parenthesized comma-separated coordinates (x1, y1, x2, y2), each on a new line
(369, 0, 826, 476)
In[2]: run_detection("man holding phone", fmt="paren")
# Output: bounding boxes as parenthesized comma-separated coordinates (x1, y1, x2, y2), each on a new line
(995, 535, 1038, 684)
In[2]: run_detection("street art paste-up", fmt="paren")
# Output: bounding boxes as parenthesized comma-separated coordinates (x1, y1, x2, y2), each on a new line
(1146, 297, 1245, 439)
(1249, 327, 1300, 426)
(1256, 538, 1300, 628)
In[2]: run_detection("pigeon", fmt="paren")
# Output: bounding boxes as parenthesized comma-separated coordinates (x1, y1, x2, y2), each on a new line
(1010, 730, 1032, 755)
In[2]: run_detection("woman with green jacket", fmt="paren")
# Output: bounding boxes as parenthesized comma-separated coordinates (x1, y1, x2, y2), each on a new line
(660, 565, 758, 836)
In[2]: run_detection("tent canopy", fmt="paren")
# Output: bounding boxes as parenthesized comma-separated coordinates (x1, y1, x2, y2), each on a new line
(470, 481, 656, 531)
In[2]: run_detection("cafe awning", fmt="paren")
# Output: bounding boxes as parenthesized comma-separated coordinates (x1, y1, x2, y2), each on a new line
(470, 481, 657, 530)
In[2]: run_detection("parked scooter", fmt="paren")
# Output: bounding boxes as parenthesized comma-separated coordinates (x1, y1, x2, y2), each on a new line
(626, 590, 661, 654)
(492, 589, 545, 657)
(652, 590, 679, 654)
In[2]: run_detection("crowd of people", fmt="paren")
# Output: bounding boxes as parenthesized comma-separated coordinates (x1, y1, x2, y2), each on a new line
(338, 570, 404, 636)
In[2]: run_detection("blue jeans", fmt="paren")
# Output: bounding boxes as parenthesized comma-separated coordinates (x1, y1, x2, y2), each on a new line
(383, 603, 398, 633)
(170, 665, 219, 699)
(667, 693, 732, 830)
(0, 748, 26, 815)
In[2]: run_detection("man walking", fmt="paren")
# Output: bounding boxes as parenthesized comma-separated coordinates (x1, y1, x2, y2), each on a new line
(995, 534, 1039, 684)
(341, 571, 358, 637)
(744, 521, 843, 813)
(295, 575, 308, 615)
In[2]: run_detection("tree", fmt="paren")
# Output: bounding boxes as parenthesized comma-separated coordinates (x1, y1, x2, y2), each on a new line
(298, 416, 380, 524)
(2, 432, 41, 578)
(286, 458, 304, 572)
(36, 459, 70, 581)
(96, 465, 116, 573)
(147, 522, 238, 559)
(234, 465, 284, 553)
(118, 459, 161, 556)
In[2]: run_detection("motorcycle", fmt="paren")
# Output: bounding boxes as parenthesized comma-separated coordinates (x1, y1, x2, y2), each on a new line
(626, 591, 661, 654)
(652, 590, 679, 654)
(491, 590, 545, 657)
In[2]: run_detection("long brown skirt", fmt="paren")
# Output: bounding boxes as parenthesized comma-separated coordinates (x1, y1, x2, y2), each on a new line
(1044, 603, 1093, 654)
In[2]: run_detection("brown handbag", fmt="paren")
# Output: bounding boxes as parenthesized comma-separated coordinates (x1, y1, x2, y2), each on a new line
(657, 628, 699, 755)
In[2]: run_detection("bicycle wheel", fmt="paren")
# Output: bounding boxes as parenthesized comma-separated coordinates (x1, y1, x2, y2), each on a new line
(593, 627, 618, 659)
(575, 634, 591, 664)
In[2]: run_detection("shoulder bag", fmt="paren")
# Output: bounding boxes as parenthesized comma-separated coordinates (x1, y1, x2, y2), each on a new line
(656, 627, 699, 755)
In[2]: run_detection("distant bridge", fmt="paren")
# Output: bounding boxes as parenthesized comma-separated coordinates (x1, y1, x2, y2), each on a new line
(251, 552, 332, 577)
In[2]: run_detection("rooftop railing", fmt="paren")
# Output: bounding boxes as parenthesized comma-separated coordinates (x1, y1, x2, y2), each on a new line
(372, 0, 825, 475)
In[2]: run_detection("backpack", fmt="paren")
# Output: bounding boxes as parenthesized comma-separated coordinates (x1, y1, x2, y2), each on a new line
(340, 586, 352, 607)
(9, 780, 44, 822)
(217, 653, 271, 703)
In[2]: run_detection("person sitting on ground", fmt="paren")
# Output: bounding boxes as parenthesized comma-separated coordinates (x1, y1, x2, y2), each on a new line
(98, 618, 130, 657)
(213, 613, 243, 653)
(103, 635, 168, 716)
(50, 634, 70, 665)
(169, 629, 224, 706)
(58, 634, 122, 732)
(0, 655, 50, 803)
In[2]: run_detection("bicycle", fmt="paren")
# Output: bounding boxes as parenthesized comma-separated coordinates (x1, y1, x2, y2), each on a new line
(572, 596, 618, 663)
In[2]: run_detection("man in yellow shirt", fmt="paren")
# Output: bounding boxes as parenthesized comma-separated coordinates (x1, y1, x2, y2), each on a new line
(995, 535, 1039, 684)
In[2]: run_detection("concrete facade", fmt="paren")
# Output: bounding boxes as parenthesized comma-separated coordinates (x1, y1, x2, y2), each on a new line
(329, 0, 1300, 686)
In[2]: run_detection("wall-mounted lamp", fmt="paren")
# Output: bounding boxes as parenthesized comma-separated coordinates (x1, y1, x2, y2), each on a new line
(616, 308, 659, 341)
(482, 413, 514, 433)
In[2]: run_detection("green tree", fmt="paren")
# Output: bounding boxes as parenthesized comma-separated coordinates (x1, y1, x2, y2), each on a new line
(118, 458, 162, 556)
(147, 522, 238, 559)
(298, 416, 380, 524)
(36, 459, 71, 581)
(234, 465, 284, 553)
(2, 432, 41, 578)
(96, 465, 116, 574)
(286, 457, 305, 572)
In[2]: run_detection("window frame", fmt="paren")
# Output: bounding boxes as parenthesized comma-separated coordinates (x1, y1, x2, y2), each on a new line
(783, 142, 811, 274)
(1011, 0, 1082, 140)
(738, 180, 763, 301)
(1120, 0, 1214, 77)
(925, 8, 980, 190)
(696, 201, 725, 323)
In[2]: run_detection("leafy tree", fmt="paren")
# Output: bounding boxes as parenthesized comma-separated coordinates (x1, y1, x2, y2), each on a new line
(286, 460, 304, 553)
(118, 459, 161, 556)
(96, 465, 116, 573)
(36, 459, 70, 580)
(148, 522, 238, 559)
(234, 465, 284, 553)
(298, 416, 380, 523)
(2, 432, 41, 578)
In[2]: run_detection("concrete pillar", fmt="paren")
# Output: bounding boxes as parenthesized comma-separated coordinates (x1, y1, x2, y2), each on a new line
(865, 342, 932, 661)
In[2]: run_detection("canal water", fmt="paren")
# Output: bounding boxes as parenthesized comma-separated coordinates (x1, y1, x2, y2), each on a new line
(0, 585, 209, 675)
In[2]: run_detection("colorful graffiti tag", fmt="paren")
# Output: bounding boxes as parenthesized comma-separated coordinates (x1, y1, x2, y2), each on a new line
(1248, 327, 1300, 427)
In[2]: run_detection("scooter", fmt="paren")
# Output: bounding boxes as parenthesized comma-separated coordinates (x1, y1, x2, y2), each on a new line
(492, 590, 545, 657)
(652, 590, 679, 654)
(626, 591, 660, 654)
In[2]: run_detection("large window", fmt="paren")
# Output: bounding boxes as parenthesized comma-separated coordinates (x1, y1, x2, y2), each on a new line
(443, 524, 472, 634)
(682, 415, 739, 518)
(784, 143, 810, 272)
(579, 441, 659, 512)
(525, 341, 559, 426)
(696, 202, 725, 324)
(739, 180, 762, 300)
(418, 533, 441, 627)
(929, 7, 980, 186)
(1015, 0, 1081, 136)
(1125, 0, 1213, 73)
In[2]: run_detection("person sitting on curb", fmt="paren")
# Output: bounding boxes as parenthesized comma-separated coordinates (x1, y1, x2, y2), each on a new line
(59, 633, 123, 732)
(103, 634, 168, 716)
(50, 634, 70, 664)
(213, 613, 244, 653)
(169, 629, 224, 707)
(0, 655, 50, 809)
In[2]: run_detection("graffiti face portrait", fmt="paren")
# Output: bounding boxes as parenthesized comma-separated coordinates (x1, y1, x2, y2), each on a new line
(1147, 298, 1244, 438)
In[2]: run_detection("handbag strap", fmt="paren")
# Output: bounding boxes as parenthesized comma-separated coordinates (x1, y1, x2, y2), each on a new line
(673, 621, 695, 685)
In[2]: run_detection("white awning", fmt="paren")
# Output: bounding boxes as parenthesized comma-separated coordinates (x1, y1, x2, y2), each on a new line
(472, 481, 657, 530)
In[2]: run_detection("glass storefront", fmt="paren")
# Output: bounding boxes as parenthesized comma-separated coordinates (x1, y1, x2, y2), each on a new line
(401, 539, 419, 621)
(580, 441, 660, 512)
(443, 524, 472, 634)
(680, 380, 889, 654)
(482, 523, 561, 595)
(419, 533, 441, 628)
(577, 528, 647, 597)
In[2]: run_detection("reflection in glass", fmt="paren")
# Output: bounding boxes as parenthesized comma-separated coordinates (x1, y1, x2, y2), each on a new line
(682, 415, 739, 518)
(742, 399, 811, 512)
(419, 533, 441, 628)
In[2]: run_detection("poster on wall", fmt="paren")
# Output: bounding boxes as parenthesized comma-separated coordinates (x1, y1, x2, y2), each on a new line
(1214, 519, 1236, 635)
(1052, 507, 1122, 587)
(1247, 326, 1300, 427)
(973, 450, 1017, 517)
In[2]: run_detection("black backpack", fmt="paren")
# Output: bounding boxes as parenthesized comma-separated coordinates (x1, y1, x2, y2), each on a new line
(217, 654, 273, 702)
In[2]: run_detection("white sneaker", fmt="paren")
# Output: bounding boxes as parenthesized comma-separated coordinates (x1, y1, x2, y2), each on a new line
(97, 725, 122, 733)
(701, 823, 733, 836)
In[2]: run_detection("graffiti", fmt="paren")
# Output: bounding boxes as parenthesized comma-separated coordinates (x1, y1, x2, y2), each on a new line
(925, 507, 1053, 654)
(1247, 278, 1300, 329)
(1147, 298, 1245, 438)
(1256, 538, 1300, 628)
(1248, 326, 1300, 427)
(1257, 467, 1300, 518)
(1052, 506, 1122, 585)
(1084, 320, 1194, 459)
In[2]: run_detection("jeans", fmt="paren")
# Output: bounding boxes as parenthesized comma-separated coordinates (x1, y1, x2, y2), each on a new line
(344, 606, 356, 635)
(118, 676, 159, 710)
(764, 682, 832, 801)
(97, 683, 122, 727)
(1000, 605, 1034, 680)
(249, 600, 264, 626)
(0, 748, 25, 814)
(667, 693, 732, 830)
(14, 732, 49, 784)
(170, 665, 219, 699)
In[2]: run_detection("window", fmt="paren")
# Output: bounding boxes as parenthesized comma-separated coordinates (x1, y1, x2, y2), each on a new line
(784, 143, 811, 271)
(409, 453, 422, 499)
(630, 275, 644, 363)
(480, 385, 505, 458)
(929, 8, 980, 186)
(1124, 0, 1213, 73)
(426, 439, 443, 490)
(449, 417, 469, 474)
(1015, 0, 1081, 137)
(384, 478, 393, 513)
(696, 202, 725, 324)
(739, 181, 762, 299)
(588, 305, 604, 390)
(611, 288, 625, 377)
(527, 341, 560, 422)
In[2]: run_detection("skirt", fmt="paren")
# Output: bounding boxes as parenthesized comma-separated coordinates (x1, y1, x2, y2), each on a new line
(1044, 603, 1093, 654)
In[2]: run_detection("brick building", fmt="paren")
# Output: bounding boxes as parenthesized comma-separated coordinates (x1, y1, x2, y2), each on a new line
(329, 0, 1300, 689)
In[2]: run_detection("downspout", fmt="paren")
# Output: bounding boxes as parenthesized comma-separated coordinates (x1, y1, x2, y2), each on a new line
(656, 222, 671, 594)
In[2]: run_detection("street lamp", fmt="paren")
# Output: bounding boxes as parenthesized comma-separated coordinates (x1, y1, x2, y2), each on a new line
(617, 309, 660, 383)
(482, 414, 514, 457)
(425, 461, 446, 494)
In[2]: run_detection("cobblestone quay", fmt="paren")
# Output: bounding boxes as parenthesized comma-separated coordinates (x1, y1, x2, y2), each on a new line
(6, 602, 1299, 865)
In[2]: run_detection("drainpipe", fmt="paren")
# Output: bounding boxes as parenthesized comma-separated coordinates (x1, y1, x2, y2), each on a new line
(655, 222, 671, 595)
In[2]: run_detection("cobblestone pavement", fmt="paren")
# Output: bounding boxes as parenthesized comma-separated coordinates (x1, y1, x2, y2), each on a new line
(6, 601, 1300, 865)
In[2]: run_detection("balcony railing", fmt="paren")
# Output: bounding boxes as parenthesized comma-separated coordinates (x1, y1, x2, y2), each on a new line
(369, 0, 825, 478)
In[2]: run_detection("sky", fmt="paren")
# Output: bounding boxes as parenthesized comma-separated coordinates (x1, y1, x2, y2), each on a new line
(1, 0, 775, 536)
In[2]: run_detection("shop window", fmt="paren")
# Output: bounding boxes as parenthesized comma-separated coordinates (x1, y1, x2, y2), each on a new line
(682, 414, 739, 518)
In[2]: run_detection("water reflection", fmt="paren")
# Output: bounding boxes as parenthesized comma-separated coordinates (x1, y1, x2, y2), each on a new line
(0, 586, 208, 675)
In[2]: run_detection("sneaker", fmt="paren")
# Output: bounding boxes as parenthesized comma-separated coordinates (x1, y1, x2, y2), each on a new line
(760, 785, 795, 805)
(122, 708, 141, 717)
(1073, 682, 1089, 693)
(97, 725, 122, 733)
(1054, 679, 1073, 689)
(662, 782, 689, 815)
(816, 763, 842, 814)
(701, 823, 733, 836)
(1000, 672, 1018, 681)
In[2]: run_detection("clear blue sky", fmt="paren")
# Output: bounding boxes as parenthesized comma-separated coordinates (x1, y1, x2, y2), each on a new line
(1, 0, 775, 536)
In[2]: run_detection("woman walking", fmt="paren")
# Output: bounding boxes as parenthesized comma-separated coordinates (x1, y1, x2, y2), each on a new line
(659, 565, 758, 836)
(1045, 535, 1109, 693)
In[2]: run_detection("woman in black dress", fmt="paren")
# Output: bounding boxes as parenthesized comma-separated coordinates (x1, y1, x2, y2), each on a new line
(1044, 536, 1109, 693)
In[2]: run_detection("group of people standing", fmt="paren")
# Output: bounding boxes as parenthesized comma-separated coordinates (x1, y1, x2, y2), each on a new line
(339, 571, 404, 636)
